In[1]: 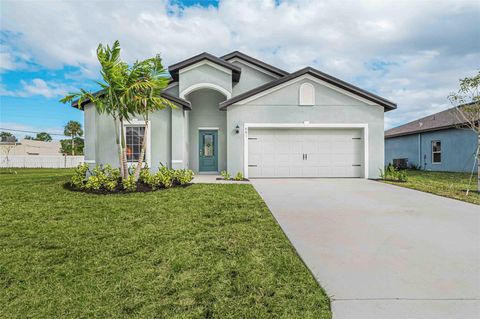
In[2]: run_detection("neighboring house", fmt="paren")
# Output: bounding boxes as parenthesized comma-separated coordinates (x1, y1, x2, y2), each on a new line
(73, 51, 396, 178)
(385, 106, 478, 172)
(0, 139, 61, 156)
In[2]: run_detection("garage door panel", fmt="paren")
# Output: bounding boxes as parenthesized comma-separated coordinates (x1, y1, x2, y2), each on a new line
(248, 128, 364, 178)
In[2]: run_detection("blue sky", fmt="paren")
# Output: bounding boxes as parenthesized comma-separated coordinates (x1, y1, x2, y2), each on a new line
(1, 0, 479, 140)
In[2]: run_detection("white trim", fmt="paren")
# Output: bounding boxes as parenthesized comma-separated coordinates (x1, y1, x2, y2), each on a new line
(227, 58, 281, 78)
(179, 60, 232, 76)
(243, 123, 369, 179)
(299, 82, 315, 106)
(180, 82, 232, 99)
(172, 160, 183, 163)
(198, 127, 219, 130)
(431, 140, 442, 164)
(236, 74, 377, 106)
(123, 120, 151, 168)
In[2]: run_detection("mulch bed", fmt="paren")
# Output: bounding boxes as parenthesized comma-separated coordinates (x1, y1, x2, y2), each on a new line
(63, 181, 192, 195)
(215, 178, 250, 182)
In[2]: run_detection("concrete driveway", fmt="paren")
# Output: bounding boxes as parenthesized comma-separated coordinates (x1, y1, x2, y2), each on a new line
(252, 179, 480, 319)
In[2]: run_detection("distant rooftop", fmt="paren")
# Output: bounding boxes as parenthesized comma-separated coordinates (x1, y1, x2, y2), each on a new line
(385, 104, 474, 138)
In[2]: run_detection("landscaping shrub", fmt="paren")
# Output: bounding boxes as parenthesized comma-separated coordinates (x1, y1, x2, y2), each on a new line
(380, 164, 408, 182)
(174, 169, 194, 185)
(220, 170, 231, 180)
(70, 163, 89, 189)
(122, 175, 137, 192)
(68, 163, 194, 194)
(83, 165, 120, 191)
(234, 171, 244, 181)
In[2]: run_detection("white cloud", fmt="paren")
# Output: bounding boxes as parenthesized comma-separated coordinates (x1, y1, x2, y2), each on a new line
(0, 79, 75, 98)
(1, 0, 479, 128)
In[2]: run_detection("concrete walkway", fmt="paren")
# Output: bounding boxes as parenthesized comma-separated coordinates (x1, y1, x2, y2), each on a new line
(252, 178, 480, 319)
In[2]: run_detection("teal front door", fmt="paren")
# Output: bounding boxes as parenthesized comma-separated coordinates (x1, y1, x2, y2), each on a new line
(199, 130, 218, 172)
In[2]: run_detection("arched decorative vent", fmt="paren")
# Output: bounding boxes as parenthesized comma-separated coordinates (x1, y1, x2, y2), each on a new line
(299, 82, 315, 106)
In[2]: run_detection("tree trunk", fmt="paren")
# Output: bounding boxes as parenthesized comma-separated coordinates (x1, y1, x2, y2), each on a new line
(71, 134, 75, 156)
(477, 134, 480, 194)
(113, 117, 125, 179)
(120, 118, 128, 178)
(133, 119, 148, 180)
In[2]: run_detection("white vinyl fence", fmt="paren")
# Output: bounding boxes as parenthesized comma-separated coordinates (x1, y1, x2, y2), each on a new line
(0, 155, 85, 168)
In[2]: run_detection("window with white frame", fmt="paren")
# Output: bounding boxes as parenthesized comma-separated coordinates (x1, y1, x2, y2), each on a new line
(299, 82, 315, 106)
(125, 125, 146, 163)
(432, 140, 441, 164)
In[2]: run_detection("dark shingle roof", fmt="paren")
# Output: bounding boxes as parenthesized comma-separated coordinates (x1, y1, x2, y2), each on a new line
(385, 105, 471, 138)
(71, 90, 191, 110)
(220, 51, 289, 77)
(168, 52, 241, 82)
(219, 67, 397, 111)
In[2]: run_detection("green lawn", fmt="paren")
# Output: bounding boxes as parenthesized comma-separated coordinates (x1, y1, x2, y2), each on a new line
(382, 169, 480, 205)
(0, 169, 331, 318)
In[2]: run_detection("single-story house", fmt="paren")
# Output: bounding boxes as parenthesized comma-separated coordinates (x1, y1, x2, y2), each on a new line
(385, 105, 478, 172)
(73, 51, 396, 178)
(0, 139, 61, 156)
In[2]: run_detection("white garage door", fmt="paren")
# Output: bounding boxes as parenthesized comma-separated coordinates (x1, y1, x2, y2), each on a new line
(248, 128, 364, 178)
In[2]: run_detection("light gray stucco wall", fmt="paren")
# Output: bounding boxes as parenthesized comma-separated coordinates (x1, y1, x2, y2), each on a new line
(385, 128, 477, 172)
(187, 89, 227, 173)
(83, 104, 172, 171)
(178, 64, 232, 97)
(226, 79, 385, 178)
(230, 60, 278, 96)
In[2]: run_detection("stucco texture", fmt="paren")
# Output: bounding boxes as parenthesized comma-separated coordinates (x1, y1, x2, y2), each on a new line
(226, 78, 385, 178)
(385, 128, 478, 172)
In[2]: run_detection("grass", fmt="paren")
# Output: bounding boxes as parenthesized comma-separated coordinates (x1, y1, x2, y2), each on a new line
(381, 169, 480, 205)
(0, 169, 331, 318)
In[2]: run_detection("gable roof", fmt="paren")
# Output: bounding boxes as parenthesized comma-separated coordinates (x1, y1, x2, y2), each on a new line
(219, 66, 397, 111)
(168, 52, 241, 82)
(385, 104, 473, 138)
(71, 90, 192, 110)
(220, 51, 289, 77)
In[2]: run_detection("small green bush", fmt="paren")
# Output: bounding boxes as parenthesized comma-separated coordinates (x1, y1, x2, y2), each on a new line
(122, 175, 137, 192)
(83, 164, 120, 191)
(139, 166, 152, 184)
(380, 164, 408, 182)
(174, 169, 194, 185)
(70, 163, 89, 189)
(220, 170, 231, 180)
(157, 166, 174, 188)
(234, 171, 244, 181)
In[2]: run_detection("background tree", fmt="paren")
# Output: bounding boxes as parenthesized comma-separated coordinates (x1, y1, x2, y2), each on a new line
(24, 135, 34, 140)
(60, 137, 84, 155)
(34, 132, 52, 142)
(0, 131, 17, 142)
(449, 71, 480, 194)
(64, 121, 83, 155)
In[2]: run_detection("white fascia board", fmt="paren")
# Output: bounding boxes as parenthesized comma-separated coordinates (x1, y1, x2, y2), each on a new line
(236, 74, 377, 106)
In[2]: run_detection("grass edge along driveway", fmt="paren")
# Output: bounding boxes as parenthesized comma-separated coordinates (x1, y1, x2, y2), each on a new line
(381, 169, 479, 205)
(0, 169, 331, 318)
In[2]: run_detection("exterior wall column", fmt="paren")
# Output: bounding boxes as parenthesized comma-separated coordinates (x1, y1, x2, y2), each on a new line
(171, 107, 185, 169)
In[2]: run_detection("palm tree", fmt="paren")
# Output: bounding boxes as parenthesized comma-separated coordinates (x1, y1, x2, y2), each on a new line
(125, 55, 175, 179)
(61, 41, 131, 178)
(64, 121, 83, 155)
(60, 41, 174, 180)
